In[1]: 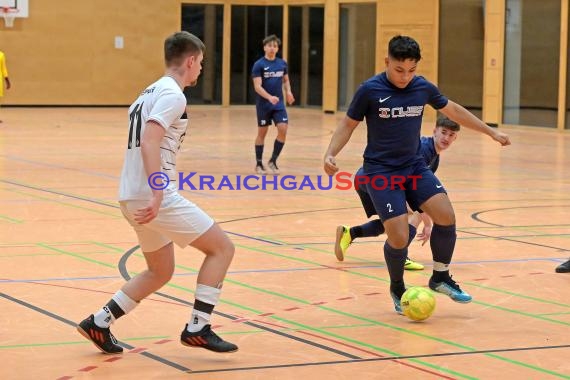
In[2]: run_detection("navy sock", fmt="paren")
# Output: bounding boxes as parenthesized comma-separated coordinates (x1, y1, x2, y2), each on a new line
(350, 219, 385, 239)
(430, 224, 456, 281)
(255, 145, 264, 165)
(270, 140, 285, 162)
(384, 242, 408, 297)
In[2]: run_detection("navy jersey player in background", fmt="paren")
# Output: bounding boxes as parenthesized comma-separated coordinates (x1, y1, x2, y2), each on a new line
(252, 35, 295, 175)
(324, 35, 510, 314)
(334, 116, 461, 272)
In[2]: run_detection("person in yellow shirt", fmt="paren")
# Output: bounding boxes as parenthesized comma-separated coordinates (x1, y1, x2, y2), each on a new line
(0, 50, 12, 123)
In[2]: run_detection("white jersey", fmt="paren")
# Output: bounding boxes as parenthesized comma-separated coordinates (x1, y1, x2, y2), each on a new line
(119, 76, 188, 201)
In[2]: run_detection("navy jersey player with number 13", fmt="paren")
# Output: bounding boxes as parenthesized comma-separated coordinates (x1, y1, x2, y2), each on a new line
(252, 35, 295, 175)
(323, 35, 510, 314)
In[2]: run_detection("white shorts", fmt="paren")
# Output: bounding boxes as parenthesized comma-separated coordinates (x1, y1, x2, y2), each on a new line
(119, 193, 214, 252)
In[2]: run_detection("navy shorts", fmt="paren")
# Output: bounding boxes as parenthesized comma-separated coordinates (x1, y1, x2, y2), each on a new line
(357, 163, 446, 222)
(354, 167, 377, 218)
(257, 106, 288, 127)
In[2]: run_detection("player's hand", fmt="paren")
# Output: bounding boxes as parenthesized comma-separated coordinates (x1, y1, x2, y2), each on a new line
(491, 130, 511, 146)
(286, 92, 295, 105)
(134, 195, 162, 224)
(268, 96, 279, 105)
(416, 225, 432, 246)
(323, 155, 338, 176)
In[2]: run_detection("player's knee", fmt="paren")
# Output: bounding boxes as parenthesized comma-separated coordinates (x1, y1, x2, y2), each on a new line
(223, 240, 235, 262)
(149, 264, 174, 286)
(387, 232, 409, 249)
(433, 211, 455, 225)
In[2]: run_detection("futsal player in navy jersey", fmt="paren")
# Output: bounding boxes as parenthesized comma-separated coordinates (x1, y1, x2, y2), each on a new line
(324, 35, 510, 314)
(252, 35, 295, 175)
(334, 117, 461, 272)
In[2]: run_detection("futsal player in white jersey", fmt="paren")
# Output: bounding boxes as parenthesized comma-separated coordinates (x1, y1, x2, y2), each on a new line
(77, 31, 238, 354)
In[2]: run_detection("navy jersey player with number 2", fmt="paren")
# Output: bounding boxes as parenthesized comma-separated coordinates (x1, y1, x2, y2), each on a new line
(323, 35, 510, 314)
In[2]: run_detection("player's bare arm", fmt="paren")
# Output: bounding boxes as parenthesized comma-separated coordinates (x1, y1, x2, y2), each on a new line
(283, 74, 295, 105)
(439, 100, 511, 146)
(323, 116, 359, 175)
(136, 120, 166, 224)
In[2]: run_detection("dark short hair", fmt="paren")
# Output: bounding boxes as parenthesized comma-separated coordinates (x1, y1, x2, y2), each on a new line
(436, 116, 461, 131)
(263, 34, 281, 46)
(164, 31, 205, 66)
(388, 35, 421, 62)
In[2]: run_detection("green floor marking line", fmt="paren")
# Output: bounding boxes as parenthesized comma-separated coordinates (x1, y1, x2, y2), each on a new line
(304, 241, 570, 310)
(38, 243, 117, 269)
(6, 188, 122, 219)
(168, 263, 479, 379)
(485, 353, 570, 379)
(537, 312, 570, 316)
(90, 241, 126, 253)
(0, 253, 60, 258)
(462, 282, 570, 309)
(62, 245, 566, 378)
(0, 335, 170, 349)
(0, 214, 24, 223)
(85, 251, 475, 379)
(233, 241, 569, 378)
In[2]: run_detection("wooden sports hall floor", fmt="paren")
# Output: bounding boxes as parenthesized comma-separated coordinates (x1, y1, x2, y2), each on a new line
(0, 107, 568, 379)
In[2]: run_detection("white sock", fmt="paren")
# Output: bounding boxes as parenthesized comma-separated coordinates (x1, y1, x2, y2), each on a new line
(186, 284, 221, 333)
(433, 261, 449, 272)
(93, 290, 138, 328)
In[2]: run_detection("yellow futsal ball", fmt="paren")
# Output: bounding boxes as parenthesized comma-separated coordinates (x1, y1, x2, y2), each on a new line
(401, 287, 436, 321)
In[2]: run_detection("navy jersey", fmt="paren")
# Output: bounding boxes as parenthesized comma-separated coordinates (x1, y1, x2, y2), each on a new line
(419, 136, 440, 173)
(346, 72, 448, 174)
(252, 57, 288, 110)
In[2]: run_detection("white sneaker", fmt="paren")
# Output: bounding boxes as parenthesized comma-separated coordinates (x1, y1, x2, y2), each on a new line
(255, 164, 267, 175)
(267, 160, 279, 174)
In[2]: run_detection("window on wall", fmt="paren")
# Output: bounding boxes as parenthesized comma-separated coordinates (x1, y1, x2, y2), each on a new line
(503, 0, 560, 127)
(438, 0, 484, 119)
(337, 3, 376, 110)
(181, 4, 224, 105)
(230, 6, 283, 105)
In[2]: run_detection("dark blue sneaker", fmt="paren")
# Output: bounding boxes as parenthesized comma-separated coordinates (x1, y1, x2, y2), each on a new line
(429, 275, 472, 303)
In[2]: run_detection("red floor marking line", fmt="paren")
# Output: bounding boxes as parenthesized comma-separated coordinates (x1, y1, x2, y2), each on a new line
(284, 307, 301, 311)
(258, 312, 274, 317)
(104, 357, 122, 362)
(364, 292, 381, 296)
(252, 319, 456, 380)
(311, 301, 327, 305)
(232, 318, 249, 323)
(500, 275, 516, 278)
(78, 366, 97, 372)
(129, 348, 147, 354)
(56, 377, 73, 380)
(211, 324, 223, 329)
(9, 280, 185, 307)
(154, 339, 172, 344)
(337, 296, 353, 300)
(529, 272, 544, 275)
(472, 278, 489, 281)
